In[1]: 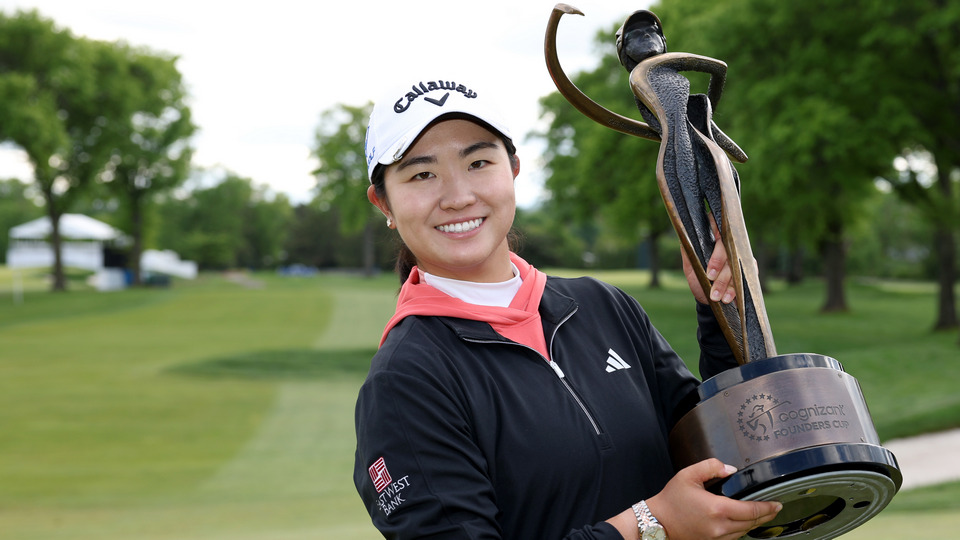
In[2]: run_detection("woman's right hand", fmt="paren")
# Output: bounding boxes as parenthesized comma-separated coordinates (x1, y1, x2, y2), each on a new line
(646, 458, 782, 540)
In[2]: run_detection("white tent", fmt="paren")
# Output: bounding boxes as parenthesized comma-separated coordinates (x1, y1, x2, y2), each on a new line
(9, 214, 126, 242)
(6, 214, 196, 290)
(7, 214, 127, 271)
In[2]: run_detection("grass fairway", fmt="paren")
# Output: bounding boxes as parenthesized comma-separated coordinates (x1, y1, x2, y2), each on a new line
(1, 268, 957, 539)
(1, 271, 392, 539)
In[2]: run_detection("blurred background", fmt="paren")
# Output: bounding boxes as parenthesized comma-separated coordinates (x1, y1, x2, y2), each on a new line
(1, 0, 958, 538)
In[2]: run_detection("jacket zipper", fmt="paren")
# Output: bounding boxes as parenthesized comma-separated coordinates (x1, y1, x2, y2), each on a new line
(546, 306, 603, 436)
(547, 359, 602, 435)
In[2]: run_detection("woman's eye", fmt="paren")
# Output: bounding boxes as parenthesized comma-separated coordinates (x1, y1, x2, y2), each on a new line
(469, 160, 488, 170)
(412, 171, 433, 181)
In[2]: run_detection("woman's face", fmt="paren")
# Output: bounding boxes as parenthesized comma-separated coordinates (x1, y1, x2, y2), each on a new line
(370, 119, 519, 283)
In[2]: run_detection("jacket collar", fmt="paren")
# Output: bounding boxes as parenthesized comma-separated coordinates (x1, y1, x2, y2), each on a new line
(438, 278, 578, 344)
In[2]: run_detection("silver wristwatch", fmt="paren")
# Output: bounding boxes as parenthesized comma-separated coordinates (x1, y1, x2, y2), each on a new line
(632, 500, 667, 540)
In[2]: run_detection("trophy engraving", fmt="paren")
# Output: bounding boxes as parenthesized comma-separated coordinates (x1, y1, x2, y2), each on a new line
(545, 5, 902, 539)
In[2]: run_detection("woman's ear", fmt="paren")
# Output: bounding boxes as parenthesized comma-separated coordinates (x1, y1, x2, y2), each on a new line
(367, 185, 391, 221)
(511, 155, 521, 179)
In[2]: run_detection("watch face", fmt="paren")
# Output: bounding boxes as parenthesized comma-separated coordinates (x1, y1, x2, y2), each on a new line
(643, 525, 667, 540)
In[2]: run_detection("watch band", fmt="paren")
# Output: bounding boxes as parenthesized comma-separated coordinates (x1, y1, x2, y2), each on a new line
(631, 501, 645, 532)
(632, 500, 666, 540)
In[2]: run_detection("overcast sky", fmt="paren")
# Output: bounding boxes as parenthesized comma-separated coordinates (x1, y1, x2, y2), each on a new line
(0, 0, 650, 207)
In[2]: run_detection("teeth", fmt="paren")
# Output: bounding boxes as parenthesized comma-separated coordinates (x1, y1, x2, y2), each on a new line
(437, 218, 483, 233)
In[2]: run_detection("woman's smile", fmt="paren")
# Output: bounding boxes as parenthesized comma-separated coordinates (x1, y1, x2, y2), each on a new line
(436, 217, 484, 234)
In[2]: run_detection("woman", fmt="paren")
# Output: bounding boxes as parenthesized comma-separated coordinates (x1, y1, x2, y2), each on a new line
(354, 73, 781, 540)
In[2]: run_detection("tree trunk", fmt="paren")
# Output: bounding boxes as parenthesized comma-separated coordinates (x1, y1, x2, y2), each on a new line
(819, 219, 848, 312)
(786, 245, 805, 285)
(45, 193, 67, 292)
(129, 193, 144, 286)
(933, 226, 958, 330)
(932, 154, 958, 330)
(648, 229, 662, 289)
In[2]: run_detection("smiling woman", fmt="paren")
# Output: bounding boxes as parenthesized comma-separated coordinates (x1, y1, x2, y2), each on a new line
(350, 71, 779, 540)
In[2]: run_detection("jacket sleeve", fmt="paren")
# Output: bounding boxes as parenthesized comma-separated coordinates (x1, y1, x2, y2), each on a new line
(355, 354, 630, 540)
(695, 301, 740, 380)
(354, 368, 502, 539)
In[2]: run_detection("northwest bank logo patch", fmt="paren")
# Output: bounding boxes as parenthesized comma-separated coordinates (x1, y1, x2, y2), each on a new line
(369, 457, 392, 493)
(369, 457, 412, 517)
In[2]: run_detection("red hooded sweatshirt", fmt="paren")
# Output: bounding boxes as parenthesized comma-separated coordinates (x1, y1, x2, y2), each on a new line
(379, 253, 550, 361)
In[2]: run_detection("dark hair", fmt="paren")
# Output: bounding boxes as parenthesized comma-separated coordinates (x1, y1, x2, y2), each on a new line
(371, 126, 520, 285)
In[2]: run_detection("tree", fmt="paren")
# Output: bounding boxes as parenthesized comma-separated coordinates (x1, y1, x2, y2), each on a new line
(861, 1, 960, 331)
(0, 11, 191, 290)
(100, 45, 195, 286)
(239, 190, 292, 269)
(0, 11, 74, 290)
(311, 103, 381, 276)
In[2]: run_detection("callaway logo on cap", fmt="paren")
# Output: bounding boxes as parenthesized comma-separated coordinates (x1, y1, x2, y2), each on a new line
(365, 76, 513, 182)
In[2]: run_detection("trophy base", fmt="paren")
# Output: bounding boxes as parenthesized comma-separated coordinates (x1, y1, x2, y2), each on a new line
(716, 443, 901, 539)
(670, 354, 903, 539)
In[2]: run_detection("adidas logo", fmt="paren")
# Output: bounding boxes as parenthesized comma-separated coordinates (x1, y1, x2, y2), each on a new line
(604, 349, 631, 372)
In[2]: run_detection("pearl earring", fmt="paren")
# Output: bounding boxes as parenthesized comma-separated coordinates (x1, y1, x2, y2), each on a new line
(386, 217, 392, 227)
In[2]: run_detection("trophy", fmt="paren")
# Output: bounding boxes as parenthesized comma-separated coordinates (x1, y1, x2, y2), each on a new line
(545, 5, 902, 539)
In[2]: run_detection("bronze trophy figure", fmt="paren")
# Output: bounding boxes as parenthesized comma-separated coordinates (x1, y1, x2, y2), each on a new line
(545, 5, 902, 539)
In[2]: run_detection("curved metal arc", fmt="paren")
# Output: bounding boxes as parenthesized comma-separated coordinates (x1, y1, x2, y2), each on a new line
(544, 4, 661, 141)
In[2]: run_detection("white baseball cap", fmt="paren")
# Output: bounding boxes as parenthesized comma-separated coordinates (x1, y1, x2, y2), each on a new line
(365, 75, 514, 182)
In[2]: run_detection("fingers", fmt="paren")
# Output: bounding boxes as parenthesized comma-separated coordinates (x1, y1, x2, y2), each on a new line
(707, 253, 736, 304)
(719, 485, 782, 524)
(681, 457, 736, 484)
(657, 460, 782, 540)
(704, 214, 736, 304)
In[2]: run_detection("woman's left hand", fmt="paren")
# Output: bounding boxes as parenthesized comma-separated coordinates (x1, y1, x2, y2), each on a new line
(681, 214, 737, 305)
(647, 459, 782, 540)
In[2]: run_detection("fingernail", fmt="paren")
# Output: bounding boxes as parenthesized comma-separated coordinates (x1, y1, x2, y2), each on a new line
(724, 464, 737, 475)
(707, 268, 718, 280)
(711, 289, 721, 302)
(774, 502, 783, 513)
(723, 291, 735, 304)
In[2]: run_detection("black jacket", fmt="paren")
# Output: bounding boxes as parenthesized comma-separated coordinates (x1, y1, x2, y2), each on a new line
(354, 275, 737, 539)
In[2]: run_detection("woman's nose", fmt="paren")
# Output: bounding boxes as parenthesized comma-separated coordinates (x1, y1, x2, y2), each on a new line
(439, 172, 477, 210)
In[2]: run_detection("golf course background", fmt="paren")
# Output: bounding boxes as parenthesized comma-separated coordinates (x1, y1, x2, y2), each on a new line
(1, 267, 958, 539)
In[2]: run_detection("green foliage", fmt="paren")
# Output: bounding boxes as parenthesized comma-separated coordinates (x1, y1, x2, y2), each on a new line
(513, 204, 587, 268)
(0, 11, 73, 191)
(155, 172, 292, 270)
(847, 188, 941, 280)
(312, 102, 376, 235)
(281, 201, 396, 270)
